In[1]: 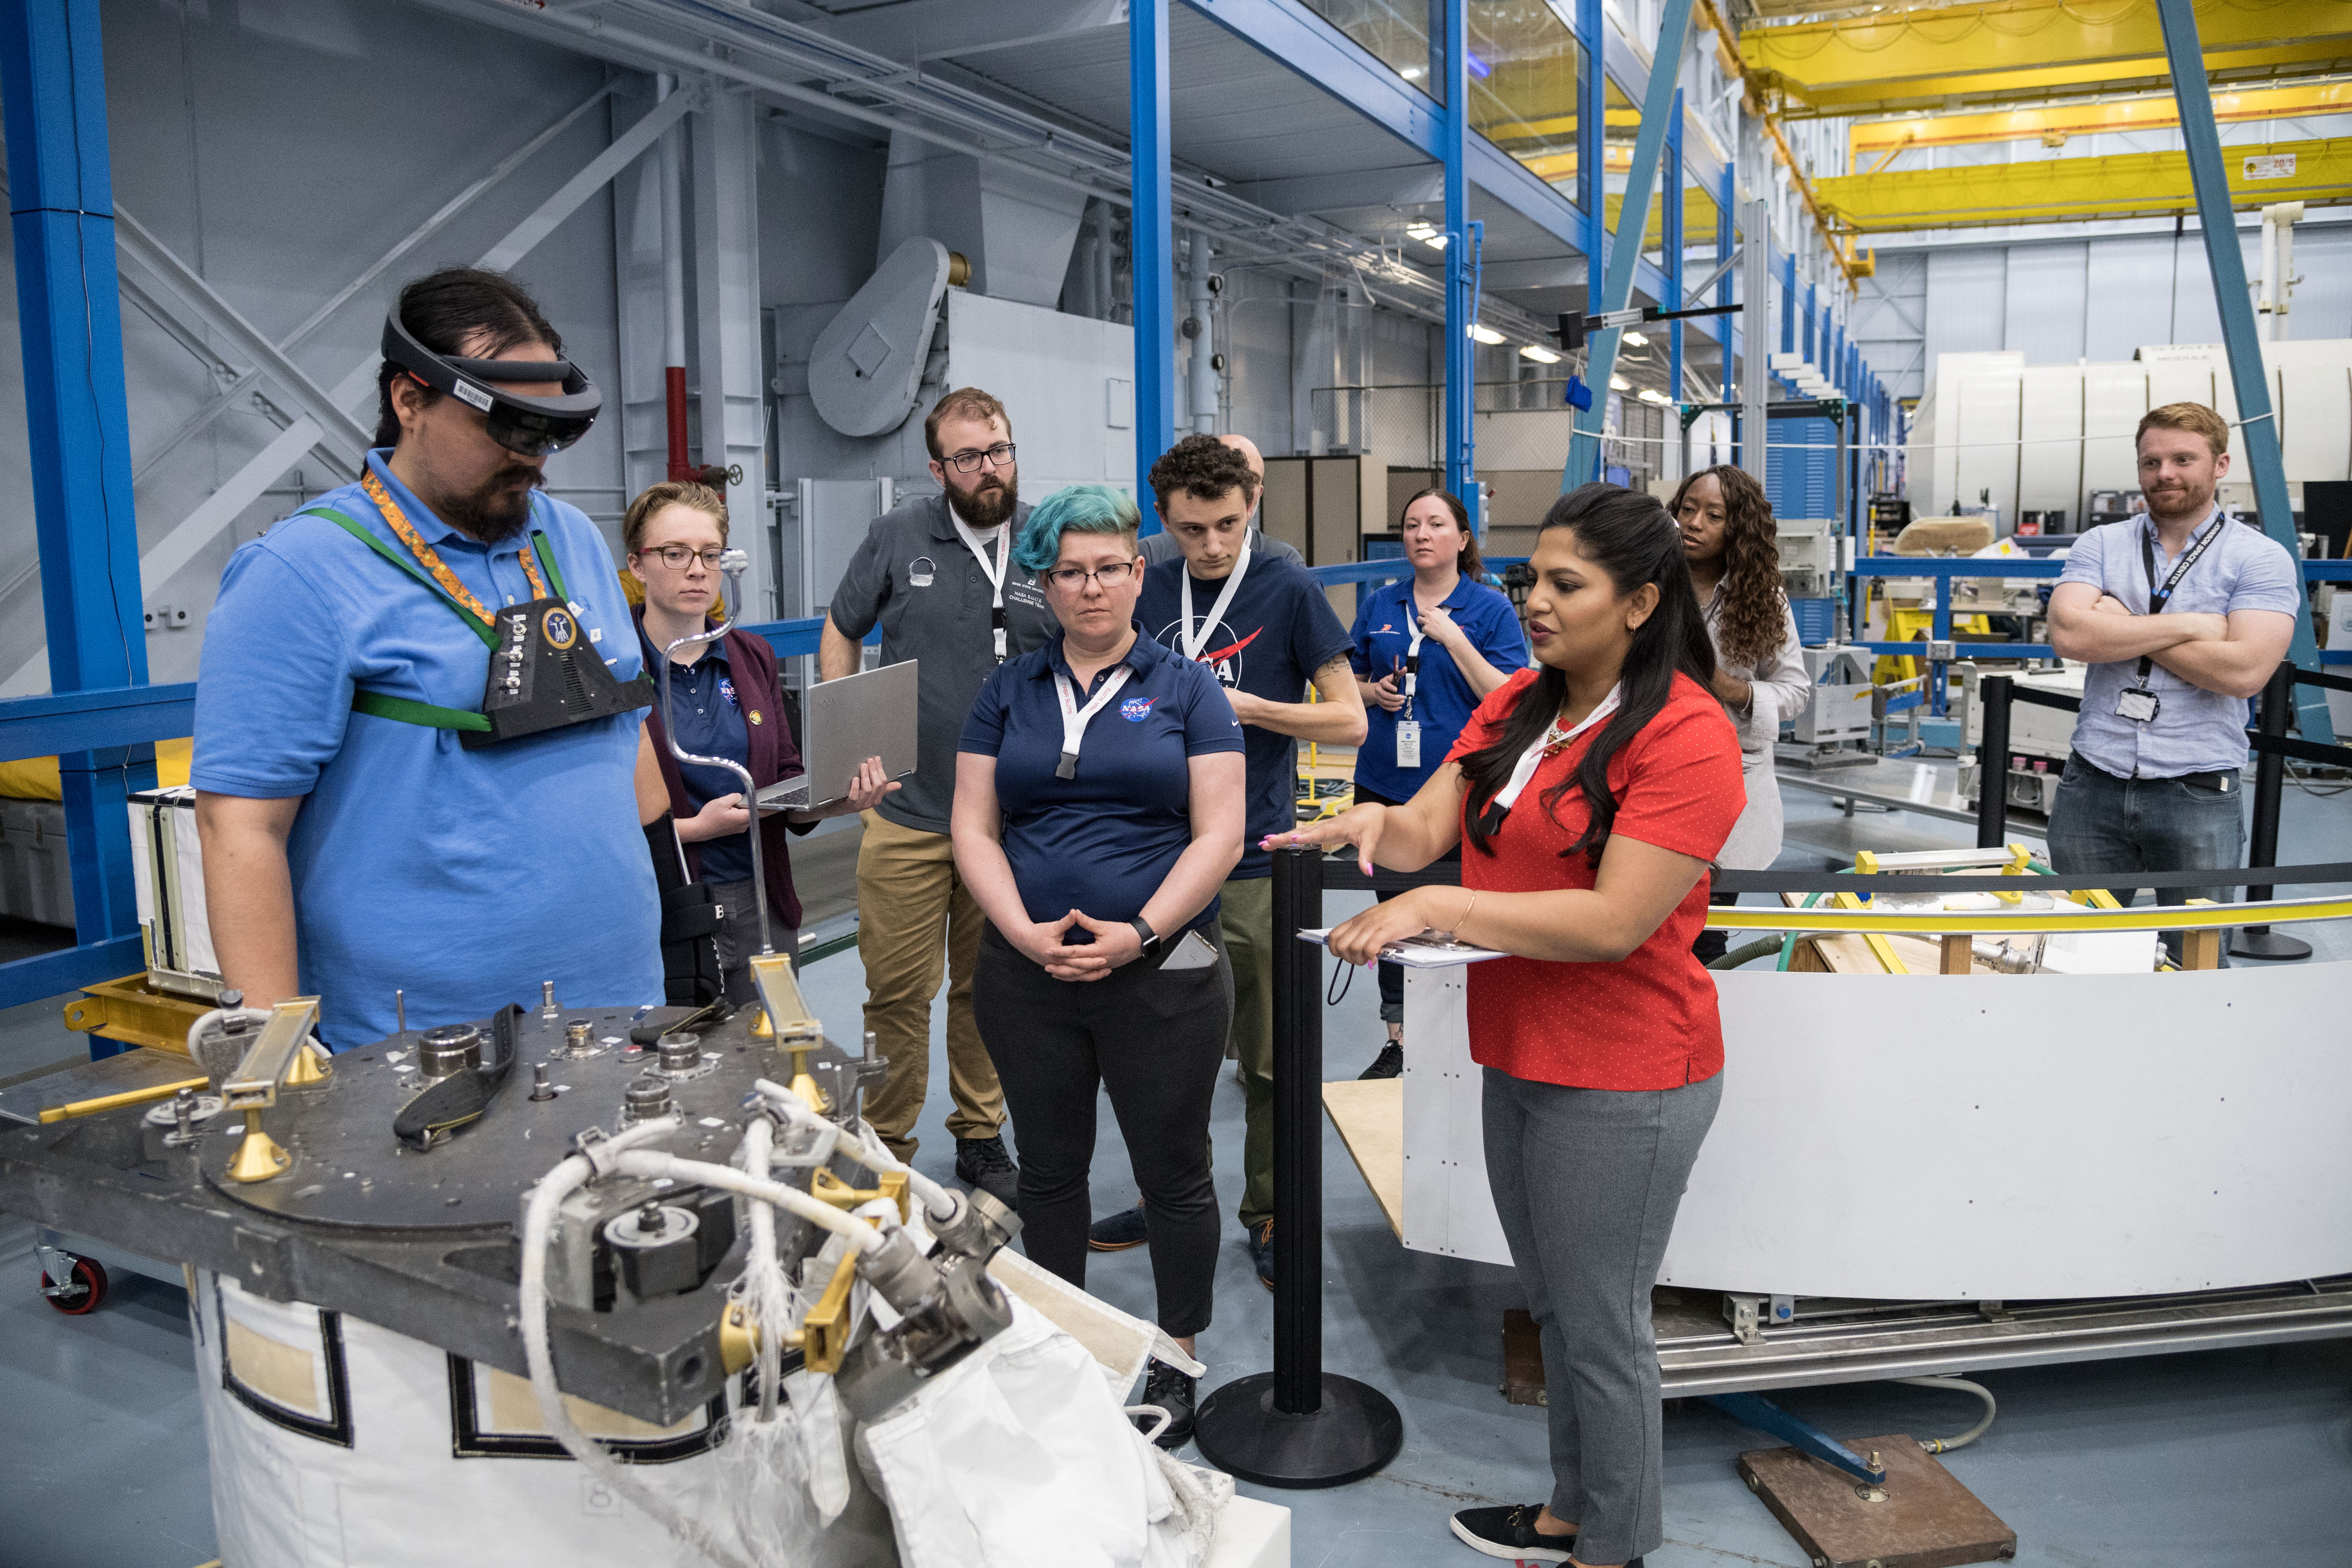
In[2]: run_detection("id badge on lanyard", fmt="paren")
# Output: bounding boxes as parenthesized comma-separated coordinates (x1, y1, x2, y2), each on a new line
(1395, 720, 1421, 769)
(1396, 596, 1430, 768)
(2121, 517, 2219, 723)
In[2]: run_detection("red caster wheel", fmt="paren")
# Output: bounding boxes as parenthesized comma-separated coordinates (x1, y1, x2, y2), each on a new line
(40, 1255, 107, 1315)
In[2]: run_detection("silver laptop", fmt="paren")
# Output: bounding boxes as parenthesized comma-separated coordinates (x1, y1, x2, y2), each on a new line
(756, 659, 919, 811)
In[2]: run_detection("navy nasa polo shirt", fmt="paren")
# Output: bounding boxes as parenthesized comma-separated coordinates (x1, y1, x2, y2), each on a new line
(959, 625, 1243, 936)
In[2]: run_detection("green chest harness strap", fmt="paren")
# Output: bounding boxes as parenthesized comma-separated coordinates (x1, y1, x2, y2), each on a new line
(299, 506, 575, 734)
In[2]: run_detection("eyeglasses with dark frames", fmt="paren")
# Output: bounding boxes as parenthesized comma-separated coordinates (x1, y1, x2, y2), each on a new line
(643, 545, 729, 569)
(942, 443, 1017, 474)
(1045, 561, 1138, 591)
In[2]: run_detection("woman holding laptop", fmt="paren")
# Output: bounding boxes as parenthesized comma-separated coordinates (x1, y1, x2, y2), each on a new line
(628, 481, 894, 1003)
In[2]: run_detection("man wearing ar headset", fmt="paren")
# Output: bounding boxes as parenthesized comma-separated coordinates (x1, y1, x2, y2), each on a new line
(194, 268, 662, 1049)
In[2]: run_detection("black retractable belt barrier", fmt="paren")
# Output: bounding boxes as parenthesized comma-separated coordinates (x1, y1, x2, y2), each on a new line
(1975, 674, 2013, 849)
(1192, 846, 1404, 1489)
(2234, 662, 2311, 960)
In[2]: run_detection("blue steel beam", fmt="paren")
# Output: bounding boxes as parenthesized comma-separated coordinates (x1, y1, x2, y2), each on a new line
(1717, 161, 1736, 402)
(1666, 89, 1684, 414)
(1443, 0, 1477, 527)
(1578, 0, 1604, 310)
(1563, 0, 1694, 489)
(0, 682, 195, 764)
(1131, 0, 1175, 524)
(2154, 0, 2334, 744)
(0, 0, 156, 957)
(1706, 1392, 1882, 1486)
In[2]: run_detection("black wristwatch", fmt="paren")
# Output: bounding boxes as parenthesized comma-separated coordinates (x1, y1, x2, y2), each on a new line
(1128, 916, 1162, 959)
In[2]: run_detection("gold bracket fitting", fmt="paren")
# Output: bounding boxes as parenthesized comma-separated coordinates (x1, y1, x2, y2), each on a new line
(226, 1108, 290, 1183)
(810, 1166, 909, 1222)
(799, 1247, 862, 1374)
(718, 1300, 805, 1376)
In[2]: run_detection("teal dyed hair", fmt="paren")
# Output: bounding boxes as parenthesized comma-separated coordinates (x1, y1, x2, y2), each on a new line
(1012, 483, 1141, 574)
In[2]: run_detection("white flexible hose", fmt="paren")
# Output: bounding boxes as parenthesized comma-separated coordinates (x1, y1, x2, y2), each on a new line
(751, 1077, 957, 1221)
(738, 1118, 785, 1423)
(1897, 1374, 1999, 1452)
(519, 1154, 753, 1568)
(610, 1150, 886, 1254)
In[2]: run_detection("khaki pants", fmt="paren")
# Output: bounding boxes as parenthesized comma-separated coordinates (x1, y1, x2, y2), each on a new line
(855, 811, 1004, 1157)
(1219, 874, 1276, 1231)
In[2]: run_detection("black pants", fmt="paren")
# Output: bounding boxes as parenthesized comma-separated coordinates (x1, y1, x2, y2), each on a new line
(1690, 883, 1738, 965)
(972, 922, 1232, 1337)
(1353, 784, 1462, 1024)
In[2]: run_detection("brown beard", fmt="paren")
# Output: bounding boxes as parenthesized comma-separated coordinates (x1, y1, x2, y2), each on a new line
(950, 474, 1018, 530)
(441, 466, 546, 544)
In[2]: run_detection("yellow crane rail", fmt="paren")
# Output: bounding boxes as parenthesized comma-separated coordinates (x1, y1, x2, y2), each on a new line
(1848, 78, 2352, 165)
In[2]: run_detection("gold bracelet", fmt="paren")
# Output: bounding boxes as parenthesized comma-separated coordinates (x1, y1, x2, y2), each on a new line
(1439, 888, 1478, 942)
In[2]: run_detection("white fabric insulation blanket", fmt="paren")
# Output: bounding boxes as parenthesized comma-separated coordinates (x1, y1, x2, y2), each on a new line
(189, 1266, 1286, 1568)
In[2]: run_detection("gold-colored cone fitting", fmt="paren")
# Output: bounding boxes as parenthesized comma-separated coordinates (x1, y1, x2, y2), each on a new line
(227, 1110, 290, 1183)
(284, 1040, 331, 1088)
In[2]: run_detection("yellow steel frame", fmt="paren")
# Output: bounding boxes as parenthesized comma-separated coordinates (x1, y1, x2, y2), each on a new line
(1744, 0, 2352, 118)
(1818, 134, 2352, 231)
(1849, 79, 2352, 165)
(1707, 892, 2352, 934)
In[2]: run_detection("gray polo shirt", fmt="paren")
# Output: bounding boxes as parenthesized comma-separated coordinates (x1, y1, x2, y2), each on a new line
(2058, 510, 2299, 779)
(1140, 526, 1302, 568)
(828, 491, 1057, 835)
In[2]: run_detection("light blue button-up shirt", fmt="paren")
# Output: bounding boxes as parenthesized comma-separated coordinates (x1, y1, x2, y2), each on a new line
(192, 450, 661, 1048)
(2058, 511, 2300, 779)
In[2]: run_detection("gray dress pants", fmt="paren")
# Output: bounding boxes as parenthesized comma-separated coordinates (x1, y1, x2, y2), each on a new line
(1482, 1066, 1724, 1566)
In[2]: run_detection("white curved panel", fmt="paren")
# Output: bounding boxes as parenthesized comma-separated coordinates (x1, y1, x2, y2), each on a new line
(1401, 963, 2352, 1300)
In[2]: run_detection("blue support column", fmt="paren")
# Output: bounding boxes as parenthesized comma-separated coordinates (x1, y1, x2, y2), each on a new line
(2155, 0, 2334, 743)
(1781, 251, 1797, 356)
(1563, 0, 1694, 490)
(1443, 0, 1478, 529)
(1129, 0, 1175, 530)
(1577, 0, 1604, 302)
(1665, 90, 1685, 422)
(1716, 163, 1735, 403)
(0, 0, 155, 955)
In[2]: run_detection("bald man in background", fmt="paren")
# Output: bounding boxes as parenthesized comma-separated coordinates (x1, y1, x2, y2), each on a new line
(1141, 434, 1303, 566)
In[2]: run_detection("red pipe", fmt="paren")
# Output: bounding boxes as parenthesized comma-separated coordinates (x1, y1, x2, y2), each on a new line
(664, 365, 691, 482)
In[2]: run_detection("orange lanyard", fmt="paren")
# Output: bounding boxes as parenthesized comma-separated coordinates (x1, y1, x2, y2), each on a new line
(361, 469, 550, 627)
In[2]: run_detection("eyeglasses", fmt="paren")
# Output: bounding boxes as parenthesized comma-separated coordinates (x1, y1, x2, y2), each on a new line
(643, 545, 728, 569)
(942, 443, 1017, 474)
(1045, 561, 1137, 591)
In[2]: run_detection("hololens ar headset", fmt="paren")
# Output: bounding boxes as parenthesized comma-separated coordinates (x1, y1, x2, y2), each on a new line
(380, 311, 602, 457)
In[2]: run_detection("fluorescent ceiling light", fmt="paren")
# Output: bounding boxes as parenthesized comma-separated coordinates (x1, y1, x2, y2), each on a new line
(1638, 388, 1671, 405)
(1403, 222, 1448, 250)
(1468, 324, 1506, 345)
(1608, 375, 1631, 392)
(1623, 329, 1650, 346)
(1519, 344, 1562, 364)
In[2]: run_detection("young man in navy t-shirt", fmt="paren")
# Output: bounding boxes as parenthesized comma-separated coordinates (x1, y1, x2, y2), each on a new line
(1088, 435, 1367, 1287)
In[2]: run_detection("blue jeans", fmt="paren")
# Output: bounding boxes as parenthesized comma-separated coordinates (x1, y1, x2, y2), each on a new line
(2046, 751, 2244, 964)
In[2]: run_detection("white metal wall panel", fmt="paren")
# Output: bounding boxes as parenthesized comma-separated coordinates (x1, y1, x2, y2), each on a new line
(943, 291, 1135, 496)
(2002, 242, 2089, 367)
(2016, 366, 2085, 519)
(1923, 247, 2008, 369)
(2082, 235, 2182, 365)
(2274, 340, 2352, 482)
(2082, 364, 2150, 501)
(1953, 371, 2023, 518)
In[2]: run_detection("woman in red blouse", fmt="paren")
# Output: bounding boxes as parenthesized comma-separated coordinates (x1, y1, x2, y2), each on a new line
(1270, 483, 1744, 1568)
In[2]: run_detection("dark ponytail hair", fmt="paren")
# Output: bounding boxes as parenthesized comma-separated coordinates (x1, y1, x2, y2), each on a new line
(1457, 482, 1715, 863)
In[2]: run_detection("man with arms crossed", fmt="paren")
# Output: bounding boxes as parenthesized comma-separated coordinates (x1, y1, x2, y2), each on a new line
(1091, 435, 1366, 1286)
(822, 388, 1056, 1207)
(2045, 401, 2298, 960)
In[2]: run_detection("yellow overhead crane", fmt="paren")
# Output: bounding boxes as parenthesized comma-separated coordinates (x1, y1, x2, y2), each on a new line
(1846, 79, 2352, 166)
(1742, 0, 2352, 119)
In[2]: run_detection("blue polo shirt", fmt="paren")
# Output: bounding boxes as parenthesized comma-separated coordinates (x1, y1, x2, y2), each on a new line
(1138, 553, 1351, 880)
(192, 450, 661, 1049)
(1349, 574, 1529, 802)
(2059, 511, 2300, 778)
(959, 626, 1243, 936)
(643, 636, 755, 885)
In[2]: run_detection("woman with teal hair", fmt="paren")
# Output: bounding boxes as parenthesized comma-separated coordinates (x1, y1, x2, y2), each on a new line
(952, 483, 1247, 1449)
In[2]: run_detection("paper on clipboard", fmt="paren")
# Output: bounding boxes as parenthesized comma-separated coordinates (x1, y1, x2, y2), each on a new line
(1298, 928, 1509, 969)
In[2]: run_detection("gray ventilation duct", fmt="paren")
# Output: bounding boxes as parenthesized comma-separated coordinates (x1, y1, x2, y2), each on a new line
(808, 236, 959, 439)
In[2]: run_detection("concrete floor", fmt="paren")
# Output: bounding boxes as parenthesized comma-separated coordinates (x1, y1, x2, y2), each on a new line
(3, 768, 2349, 1566)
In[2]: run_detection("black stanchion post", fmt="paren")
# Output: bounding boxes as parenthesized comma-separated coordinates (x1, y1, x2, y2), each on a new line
(1194, 846, 1403, 1488)
(2233, 661, 2310, 960)
(1975, 674, 2012, 850)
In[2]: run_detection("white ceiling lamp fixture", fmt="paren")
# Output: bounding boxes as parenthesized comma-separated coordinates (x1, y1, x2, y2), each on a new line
(1519, 343, 1562, 364)
(1468, 324, 1506, 345)
(1404, 221, 1449, 250)
(1637, 388, 1671, 405)
(1607, 374, 1631, 392)
(1622, 329, 1650, 346)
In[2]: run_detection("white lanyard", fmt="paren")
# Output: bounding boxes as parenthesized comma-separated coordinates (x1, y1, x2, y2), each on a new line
(1177, 546, 1251, 662)
(1053, 665, 1134, 779)
(954, 517, 1010, 661)
(1492, 685, 1622, 813)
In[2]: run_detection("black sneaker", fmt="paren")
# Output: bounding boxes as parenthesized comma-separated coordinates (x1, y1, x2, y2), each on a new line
(1089, 1204, 1148, 1251)
(954, 1135, 1020, 1211)
(1447, 1504, 1586, 1564)
(1246, 1219, 1274, 1290)
(1135, 1360, 1196, 1449)
(1359, 1040, 1403, 1080)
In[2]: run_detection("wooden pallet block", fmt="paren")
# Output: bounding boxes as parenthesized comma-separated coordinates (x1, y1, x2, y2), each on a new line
(1737, 1434, 2017, 1568)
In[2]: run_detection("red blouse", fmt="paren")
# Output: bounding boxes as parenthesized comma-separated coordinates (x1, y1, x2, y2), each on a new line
(1444, 669, 1744, 1090)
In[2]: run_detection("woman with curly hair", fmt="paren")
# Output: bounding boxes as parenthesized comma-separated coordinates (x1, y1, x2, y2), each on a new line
(1671, 466, 1807, 962)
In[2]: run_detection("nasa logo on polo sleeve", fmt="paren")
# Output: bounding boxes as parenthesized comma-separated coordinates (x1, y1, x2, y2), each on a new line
(1120, 695, 1156, 722)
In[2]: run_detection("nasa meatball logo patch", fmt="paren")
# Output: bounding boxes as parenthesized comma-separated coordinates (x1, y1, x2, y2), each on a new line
(1120, 695, 1156, 722)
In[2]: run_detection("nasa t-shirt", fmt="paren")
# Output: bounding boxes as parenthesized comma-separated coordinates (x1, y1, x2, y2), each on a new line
(1139, 552, 1352, 878)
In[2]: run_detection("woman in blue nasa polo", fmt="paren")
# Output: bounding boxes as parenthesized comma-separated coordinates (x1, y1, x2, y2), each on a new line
(953, 484, 1246, 1448)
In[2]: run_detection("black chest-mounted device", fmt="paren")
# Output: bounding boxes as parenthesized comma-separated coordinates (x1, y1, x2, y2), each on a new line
(470, 596, 654, 750)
